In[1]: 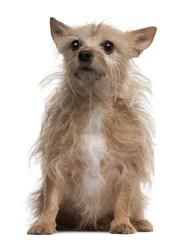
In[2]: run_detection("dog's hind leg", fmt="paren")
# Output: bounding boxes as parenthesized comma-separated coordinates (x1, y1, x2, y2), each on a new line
(130, 187, 153, 232)
(55, 206, 81, 231)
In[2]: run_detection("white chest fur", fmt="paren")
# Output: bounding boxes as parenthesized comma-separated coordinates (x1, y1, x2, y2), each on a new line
(81, 110, 106, 203)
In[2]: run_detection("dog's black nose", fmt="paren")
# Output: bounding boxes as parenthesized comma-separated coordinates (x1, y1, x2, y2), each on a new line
(78, 50, 93, 63)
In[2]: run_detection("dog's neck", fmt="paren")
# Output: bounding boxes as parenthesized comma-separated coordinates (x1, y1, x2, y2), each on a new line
(63, 81, 119, 109)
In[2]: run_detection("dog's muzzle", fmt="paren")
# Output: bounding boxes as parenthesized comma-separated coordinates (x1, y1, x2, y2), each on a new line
(74, 50, 104, 82)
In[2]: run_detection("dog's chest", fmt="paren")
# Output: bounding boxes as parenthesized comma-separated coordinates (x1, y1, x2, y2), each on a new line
(82, 111, 106, 163)
(80, 110, 106, 200)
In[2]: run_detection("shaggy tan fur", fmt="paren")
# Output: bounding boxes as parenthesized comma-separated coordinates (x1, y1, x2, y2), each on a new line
(27, 18, 156, 234)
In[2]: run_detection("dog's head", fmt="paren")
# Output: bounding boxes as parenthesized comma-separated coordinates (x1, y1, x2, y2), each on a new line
(50, 18, 156, 97)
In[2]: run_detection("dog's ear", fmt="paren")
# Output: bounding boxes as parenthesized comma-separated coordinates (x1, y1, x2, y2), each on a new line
(126, 27, 157, 58)
(50, 17, 71, 46)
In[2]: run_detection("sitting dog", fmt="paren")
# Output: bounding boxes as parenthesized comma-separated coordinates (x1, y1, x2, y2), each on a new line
(27, 18, 156, 234)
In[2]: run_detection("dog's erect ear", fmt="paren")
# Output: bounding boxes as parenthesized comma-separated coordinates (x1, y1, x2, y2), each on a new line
(126, 27, 157, 58)
(50, 17, 71, 46)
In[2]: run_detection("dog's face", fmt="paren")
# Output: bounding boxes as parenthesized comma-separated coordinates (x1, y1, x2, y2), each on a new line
(50, 18, 156, 96)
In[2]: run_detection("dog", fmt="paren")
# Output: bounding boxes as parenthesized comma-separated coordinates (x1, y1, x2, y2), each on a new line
(27, 17, 156, 234)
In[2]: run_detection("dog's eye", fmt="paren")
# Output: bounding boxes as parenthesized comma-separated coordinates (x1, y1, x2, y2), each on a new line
(102, 41, 114, 54)
(71, 40, 80, 51)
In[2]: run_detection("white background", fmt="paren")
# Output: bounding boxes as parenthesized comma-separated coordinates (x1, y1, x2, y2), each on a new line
(0, 0, 186, 239)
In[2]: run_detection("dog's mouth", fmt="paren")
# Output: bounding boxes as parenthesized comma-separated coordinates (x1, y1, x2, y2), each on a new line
(80, 66, 95, 72)
(75, 66, 104, 82)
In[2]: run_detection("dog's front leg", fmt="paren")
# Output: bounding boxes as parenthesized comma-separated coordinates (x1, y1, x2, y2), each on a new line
(110, 180, 136, 234)
(27, 176, 63, 235)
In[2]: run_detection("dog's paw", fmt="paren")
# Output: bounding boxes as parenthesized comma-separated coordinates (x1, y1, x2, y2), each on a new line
(110, 221, 136, 234)
(27, 223, 55, 235)
(133, 219, 153, 232)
